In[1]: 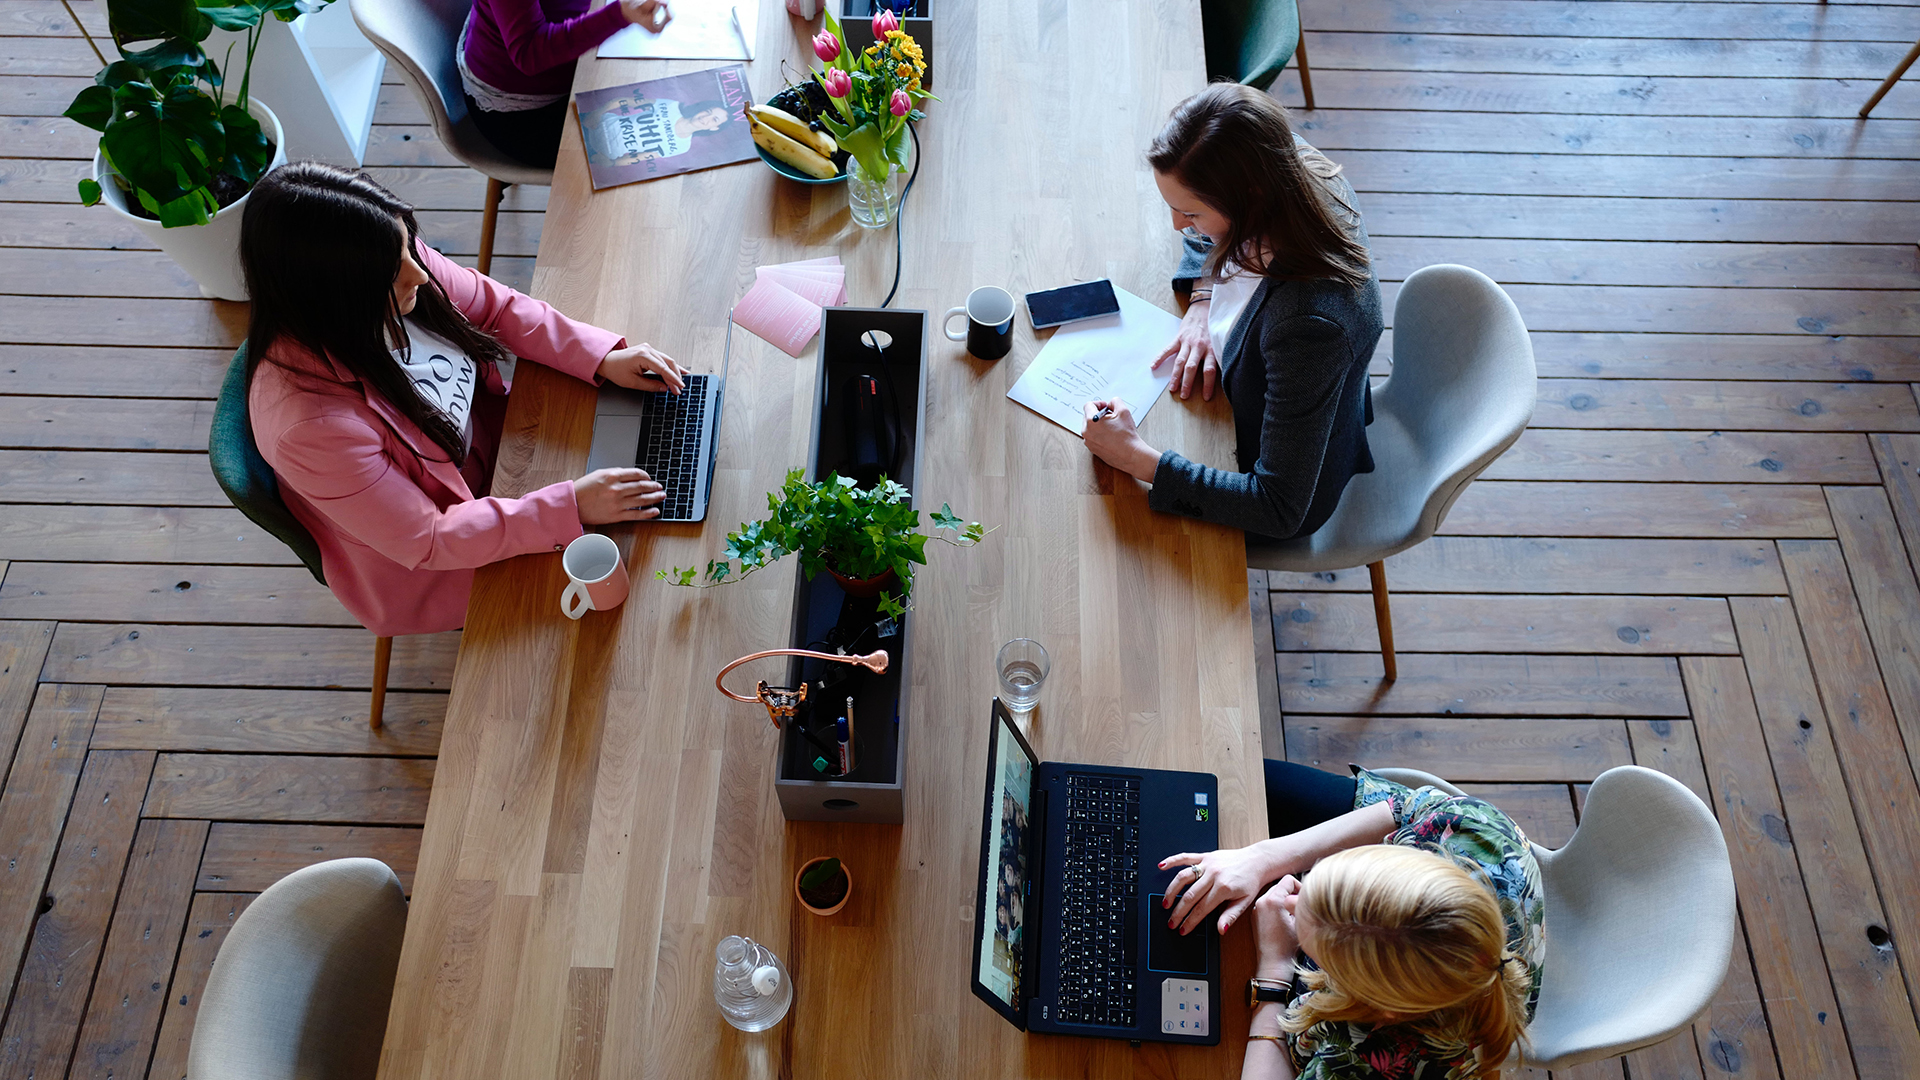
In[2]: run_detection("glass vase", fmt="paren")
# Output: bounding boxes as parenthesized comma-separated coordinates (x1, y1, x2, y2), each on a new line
(846, 153, 904, 230)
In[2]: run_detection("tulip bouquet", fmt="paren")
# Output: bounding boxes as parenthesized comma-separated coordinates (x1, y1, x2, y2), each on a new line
(809, 7, 934, 193)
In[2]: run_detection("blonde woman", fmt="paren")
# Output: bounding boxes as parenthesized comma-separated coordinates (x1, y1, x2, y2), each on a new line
(1163, 767, 1544, 1078)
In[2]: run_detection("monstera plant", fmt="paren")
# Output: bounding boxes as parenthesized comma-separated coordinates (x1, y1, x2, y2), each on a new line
(65, 0, 318, 227)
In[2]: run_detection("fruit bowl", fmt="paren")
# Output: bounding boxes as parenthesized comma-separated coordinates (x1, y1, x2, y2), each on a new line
(755, 144, 848, 185)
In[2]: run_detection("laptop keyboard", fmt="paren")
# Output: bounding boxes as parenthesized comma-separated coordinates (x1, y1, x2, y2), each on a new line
(633, 374, 710, 520)
(1055, 773, 1141, 1027)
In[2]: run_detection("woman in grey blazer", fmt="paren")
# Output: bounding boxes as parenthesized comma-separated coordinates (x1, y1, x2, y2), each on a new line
(1082, 84, 1382, 542)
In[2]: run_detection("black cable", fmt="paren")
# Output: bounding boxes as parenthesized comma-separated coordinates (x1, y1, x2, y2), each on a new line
(880, 122, 922, 309)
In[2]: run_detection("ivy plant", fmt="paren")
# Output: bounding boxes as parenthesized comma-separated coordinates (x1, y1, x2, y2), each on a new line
(658, 470, 991, 618)
(64, 0, 322, 227)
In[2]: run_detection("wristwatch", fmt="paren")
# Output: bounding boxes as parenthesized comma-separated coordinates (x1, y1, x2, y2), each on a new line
(1248, 977, 1293, 1010)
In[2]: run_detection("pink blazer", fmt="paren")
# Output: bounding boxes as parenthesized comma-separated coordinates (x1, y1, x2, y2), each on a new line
(249, 244, 622, 637)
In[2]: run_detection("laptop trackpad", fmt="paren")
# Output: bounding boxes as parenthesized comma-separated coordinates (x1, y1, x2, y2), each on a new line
(586, 413, 644, 474)
(1145, 894, 1208, 975)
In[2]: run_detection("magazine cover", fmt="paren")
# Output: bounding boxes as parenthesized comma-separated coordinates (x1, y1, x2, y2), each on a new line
(575, 64, 754, 189)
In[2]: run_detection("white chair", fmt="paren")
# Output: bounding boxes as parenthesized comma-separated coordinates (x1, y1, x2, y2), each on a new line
(186, 858, 408, 1080)
(1370, 766, 1737, 1071)
(1248, 265, 1536, 680)
(349, 0, 552, 274)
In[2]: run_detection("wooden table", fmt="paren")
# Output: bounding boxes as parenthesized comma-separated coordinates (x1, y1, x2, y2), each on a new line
(376, 4, 1266, 1077)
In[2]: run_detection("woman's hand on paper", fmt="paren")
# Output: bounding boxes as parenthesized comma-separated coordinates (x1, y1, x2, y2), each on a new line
(576, 468, 666, 524)
(1153, 299, 1217, 402)
(1081, 398, 1160, 483)
(620, 0, 672, 30)
(599, 343, 689, 394)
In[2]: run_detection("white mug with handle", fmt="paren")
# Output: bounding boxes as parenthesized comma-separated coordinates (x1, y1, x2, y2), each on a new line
(561, 533, 630, 620)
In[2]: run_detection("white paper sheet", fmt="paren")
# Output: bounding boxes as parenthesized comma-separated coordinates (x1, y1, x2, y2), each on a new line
(597, 0, 756, 60)
(1006, 286, 1182, 436)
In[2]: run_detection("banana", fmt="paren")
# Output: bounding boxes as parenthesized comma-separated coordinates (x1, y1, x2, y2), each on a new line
(748, 104, 837, 158)
(749, 115, 839, 180)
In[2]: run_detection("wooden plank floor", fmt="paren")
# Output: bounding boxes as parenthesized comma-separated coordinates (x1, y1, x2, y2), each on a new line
(1, 1, 1918, 1078)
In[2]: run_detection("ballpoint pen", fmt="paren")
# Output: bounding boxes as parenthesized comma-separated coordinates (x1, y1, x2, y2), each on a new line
(729, 5, 754, 59)
(835, 715, 851, 775)
(1088, 406, 1115, 424)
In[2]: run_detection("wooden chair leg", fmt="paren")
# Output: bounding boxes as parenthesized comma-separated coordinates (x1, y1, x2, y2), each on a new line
(1367, 560, 1397, 682)
(371, 635, 392, 730)
(1860, 38, 1920, 119)
(477, 177, 504, 276)
(1294, 32, 1316, 111)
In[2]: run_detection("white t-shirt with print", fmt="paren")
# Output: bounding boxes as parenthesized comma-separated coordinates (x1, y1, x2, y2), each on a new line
(393, 320, 476, 450)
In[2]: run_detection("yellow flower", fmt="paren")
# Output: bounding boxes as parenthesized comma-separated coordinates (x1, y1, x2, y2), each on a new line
(897, 62, 912, 78)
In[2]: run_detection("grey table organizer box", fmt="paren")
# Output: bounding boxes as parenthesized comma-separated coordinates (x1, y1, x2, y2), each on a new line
(775, 308, 929, 824)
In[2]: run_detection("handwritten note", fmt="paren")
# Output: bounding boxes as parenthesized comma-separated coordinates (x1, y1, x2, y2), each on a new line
(1006, 286, 1182, 435)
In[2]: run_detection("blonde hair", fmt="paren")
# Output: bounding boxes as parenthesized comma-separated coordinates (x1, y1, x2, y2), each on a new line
(1283, 845, 1530, 1077)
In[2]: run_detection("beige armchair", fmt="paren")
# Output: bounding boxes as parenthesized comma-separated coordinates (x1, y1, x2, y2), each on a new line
(187, 858, 407, 1080)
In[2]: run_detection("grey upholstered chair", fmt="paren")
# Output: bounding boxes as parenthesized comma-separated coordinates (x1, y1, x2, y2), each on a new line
(186, 859, 408, 1080)
(1249, 264, 1536, 680)
(349, 0, 552, 274)
(1201, 0, 1315, 108)
(1369, 766, 1736, 1071)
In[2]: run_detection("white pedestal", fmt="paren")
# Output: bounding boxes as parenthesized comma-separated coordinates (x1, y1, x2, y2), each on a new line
(94, 0, 385, 166)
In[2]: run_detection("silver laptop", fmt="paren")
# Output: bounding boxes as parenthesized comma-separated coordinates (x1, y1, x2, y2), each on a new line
(584, 319, 733, 523)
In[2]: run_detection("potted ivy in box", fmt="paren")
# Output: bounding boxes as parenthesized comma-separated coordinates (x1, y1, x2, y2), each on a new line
(795, 856, 851, 917)
(659, 470, 991, 618)
(63, 0, 316, 299)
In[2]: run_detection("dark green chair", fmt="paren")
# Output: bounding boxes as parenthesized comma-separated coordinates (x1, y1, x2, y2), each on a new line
(1201, 0, 1316, 107)
(209, 344, 392, 728)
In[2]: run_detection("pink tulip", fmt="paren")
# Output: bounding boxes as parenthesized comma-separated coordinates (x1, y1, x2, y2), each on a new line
(871, 7, 899, 37)
(811, 29, 840, 63)
(821, 68, 852, 98)
(890, 89, 911, 116)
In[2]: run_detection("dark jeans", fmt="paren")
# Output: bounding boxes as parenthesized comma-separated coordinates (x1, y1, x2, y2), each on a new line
(466, 92, 571, 171)
(1265, 759, 1357, 838)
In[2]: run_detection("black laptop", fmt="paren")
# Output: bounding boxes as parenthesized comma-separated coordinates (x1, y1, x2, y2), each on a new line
(970, 698, 1222, 1044)
(583, 319, 734, 523)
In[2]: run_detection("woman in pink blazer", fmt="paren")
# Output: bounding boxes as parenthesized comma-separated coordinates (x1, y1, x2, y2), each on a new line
(241, 163, 686, 636)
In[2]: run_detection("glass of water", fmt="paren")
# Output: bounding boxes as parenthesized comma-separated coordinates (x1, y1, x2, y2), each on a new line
(997, 638, 1050, 716)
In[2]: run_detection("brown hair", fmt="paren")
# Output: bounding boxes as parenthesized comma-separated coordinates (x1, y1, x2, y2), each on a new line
(1284, 845, 1529, 1078)
(1147, 83, 1371, 289)
(241, 162, 516, 465)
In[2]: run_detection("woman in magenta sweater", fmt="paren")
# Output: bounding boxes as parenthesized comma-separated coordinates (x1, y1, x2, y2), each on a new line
(458, 0, 672, 169)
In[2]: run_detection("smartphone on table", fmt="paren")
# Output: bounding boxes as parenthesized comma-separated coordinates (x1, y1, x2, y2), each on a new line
(1025, 279, 1121, 330)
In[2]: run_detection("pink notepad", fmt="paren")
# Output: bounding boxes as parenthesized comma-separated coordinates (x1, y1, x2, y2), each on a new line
(732, 257, 847, 355)
(732, 276, 824, 358)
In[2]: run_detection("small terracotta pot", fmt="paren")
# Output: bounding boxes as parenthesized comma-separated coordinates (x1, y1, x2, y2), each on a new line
(795, 856, 851, 917)
(828, 567, 898, 598)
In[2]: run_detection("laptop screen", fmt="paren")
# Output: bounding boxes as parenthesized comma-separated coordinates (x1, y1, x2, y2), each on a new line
(971, 699, 1038, 1026)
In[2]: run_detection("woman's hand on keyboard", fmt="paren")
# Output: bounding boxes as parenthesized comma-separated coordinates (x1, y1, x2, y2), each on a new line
(1159, 844, 1275, 937)
(598, 343, 689, 394)
(575, 467, 666, 523)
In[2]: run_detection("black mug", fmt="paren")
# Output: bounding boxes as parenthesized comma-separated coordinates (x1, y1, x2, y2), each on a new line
(944, 286, 1015, 360)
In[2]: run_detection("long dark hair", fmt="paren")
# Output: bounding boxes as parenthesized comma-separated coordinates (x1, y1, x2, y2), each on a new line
(1147, 83, 1371, 290)
(240, 161, 515, 464)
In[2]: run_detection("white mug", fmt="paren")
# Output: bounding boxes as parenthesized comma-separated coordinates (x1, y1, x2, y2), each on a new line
(561, 533, 630, 620)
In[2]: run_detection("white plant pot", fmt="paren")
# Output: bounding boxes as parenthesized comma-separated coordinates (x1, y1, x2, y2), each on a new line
(92, 97, 288, 301)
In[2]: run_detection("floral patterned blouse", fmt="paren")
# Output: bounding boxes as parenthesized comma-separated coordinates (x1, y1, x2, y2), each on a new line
(1281, 768, 1547, 1080)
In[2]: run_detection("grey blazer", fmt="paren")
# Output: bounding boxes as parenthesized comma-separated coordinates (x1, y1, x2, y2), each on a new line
(1148, 194, 1383, 542)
